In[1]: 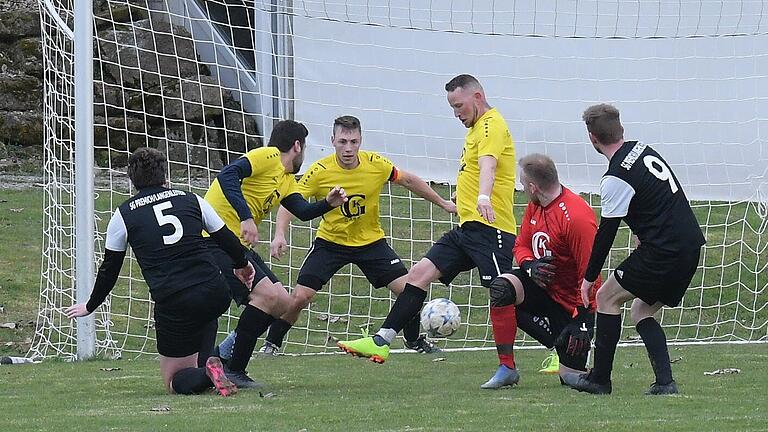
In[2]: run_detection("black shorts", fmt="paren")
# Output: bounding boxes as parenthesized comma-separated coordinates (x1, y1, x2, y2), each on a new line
(205, 238, 279, 306)
(425, 222, 516, 288)
(614, 245, 701, 307)
(511, 269, 589, 371)
(154, 276, 231, 358)
(297, 238, 408, 291)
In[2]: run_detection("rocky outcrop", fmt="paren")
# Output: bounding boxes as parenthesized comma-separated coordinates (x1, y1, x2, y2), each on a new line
(0, 0, 262, 169)
(0, 0, 43, 148)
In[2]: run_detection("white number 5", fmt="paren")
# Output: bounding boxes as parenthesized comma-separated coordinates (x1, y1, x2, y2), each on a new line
(153, 202, 183, 245)
(643, 155, 678, 194)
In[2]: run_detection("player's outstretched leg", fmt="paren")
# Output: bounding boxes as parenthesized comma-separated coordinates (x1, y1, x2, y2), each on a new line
(337, 334, 390, 364)
(205, 356, 238, 397)
(338, 283, 427, 363)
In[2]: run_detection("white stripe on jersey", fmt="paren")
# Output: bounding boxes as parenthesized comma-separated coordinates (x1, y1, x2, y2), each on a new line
(600, 175, 635, 218)
(105, 208, 128, 252)
(196, 195, 226, 233)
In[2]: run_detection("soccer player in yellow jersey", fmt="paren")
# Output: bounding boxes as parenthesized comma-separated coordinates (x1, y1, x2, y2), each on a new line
(338, 74, 521, 389)
(252, 115, 456, 355)
(203, 120, 347, 388)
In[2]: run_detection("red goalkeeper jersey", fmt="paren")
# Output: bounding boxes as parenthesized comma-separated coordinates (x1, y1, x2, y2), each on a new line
(514, 186, 601, 314)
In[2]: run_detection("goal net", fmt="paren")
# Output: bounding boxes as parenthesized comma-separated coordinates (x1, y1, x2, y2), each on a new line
(32, 0, 767, 360)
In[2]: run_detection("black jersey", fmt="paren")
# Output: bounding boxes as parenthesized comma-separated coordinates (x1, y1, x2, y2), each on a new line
(599, 141, 705, 253)
(107, 186, 225, 301)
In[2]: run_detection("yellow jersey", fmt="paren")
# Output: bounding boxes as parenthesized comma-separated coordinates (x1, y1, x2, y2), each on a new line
(204, 146, 298, 244)
(298, 150, 396, 246)
(455, 107, 517, 234)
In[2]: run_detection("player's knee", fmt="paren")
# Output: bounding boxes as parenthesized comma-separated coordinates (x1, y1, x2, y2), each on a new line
(408, 259, 438, 287)
(489, 275, 517, 307)
(269, 283, 291, 312)
(292, 289, 315, 311)
(629, 299, 653, 324)
(595, 284, 616, 309)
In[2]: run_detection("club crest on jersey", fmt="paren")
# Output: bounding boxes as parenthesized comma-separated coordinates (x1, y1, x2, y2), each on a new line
(531, 232, 551, 259)
(340, 194, 366, 219)
(261, 191, 281, 214)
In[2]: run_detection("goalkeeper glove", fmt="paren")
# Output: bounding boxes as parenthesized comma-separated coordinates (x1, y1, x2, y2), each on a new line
(520, 256, 557, 288)
(555, 306, 594, 356)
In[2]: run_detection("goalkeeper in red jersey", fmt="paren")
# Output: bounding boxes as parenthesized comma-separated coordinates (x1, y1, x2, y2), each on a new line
(489, 153, 601, 382)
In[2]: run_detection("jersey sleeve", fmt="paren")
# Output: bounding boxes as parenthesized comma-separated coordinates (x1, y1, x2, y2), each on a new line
(477, 116, 508, 159)
(284, 174, 300, 198)
(243, 148, 272, 177)
(513, 204, 536, 265)
(196, 195, 226, 233)
(370, 152, 397, 183)
(565, 207, 598, 284)
(600, 175, 635, 218)
(105, 209, 128, 252)
(297, 162, 321, 199)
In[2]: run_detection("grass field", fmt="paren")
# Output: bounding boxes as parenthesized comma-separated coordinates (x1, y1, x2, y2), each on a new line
(1, 345, 767, 431)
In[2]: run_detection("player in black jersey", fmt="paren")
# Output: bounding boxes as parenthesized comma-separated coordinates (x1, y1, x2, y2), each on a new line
(65, 148, 255, 397)
(561, 104, 705, 395)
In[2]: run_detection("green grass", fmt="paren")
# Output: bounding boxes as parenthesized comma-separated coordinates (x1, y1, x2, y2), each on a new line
(1, 345, 767, 431)
(0, 189, 43, 356)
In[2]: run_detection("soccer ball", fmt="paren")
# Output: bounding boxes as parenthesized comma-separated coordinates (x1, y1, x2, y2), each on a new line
(420, 298, 461, 338)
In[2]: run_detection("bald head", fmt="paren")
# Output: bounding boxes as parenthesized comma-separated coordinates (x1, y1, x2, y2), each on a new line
(519, 153, 559, 190)
(445, 74, 483, 93)
(445, 74, 489, 128)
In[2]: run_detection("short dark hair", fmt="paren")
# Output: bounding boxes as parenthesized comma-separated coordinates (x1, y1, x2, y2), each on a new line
(582, 103, 624, 144)
(519, 153, 559, 189)
(445, 74, 481, 92)
(333, 115, 361, 134)
(269, 120, 309, 152)
(127, 147, 167, 190)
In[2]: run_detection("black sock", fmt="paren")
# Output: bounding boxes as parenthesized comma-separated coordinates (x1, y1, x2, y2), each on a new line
(516, 310, 554, 349)
(636, 317, 674, 385)
(381, 284, 428, 334)
(228, 305, 276, 372)
(265, 319, 293, 348)
(171, 367, 212, 395)
(591, 312, 622, 384)
(402, 313, 420, 343)
(196, 319, 218, 368)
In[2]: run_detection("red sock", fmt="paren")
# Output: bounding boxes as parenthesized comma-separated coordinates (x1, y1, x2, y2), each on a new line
(490, 304, 517, 369)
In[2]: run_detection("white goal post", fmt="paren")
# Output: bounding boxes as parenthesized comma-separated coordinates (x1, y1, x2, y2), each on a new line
(32, 0, 767, 360)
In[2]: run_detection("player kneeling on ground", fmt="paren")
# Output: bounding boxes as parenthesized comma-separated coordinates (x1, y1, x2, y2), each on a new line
(484, 153, 601, 388)
(66, 147, 255, 397)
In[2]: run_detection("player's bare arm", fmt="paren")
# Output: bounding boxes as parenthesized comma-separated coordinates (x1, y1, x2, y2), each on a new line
(477, 155, 497, 223)
(394, 169, 456, 214)
(240, 218, 259, 246)
(270, 205, 294, 260)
